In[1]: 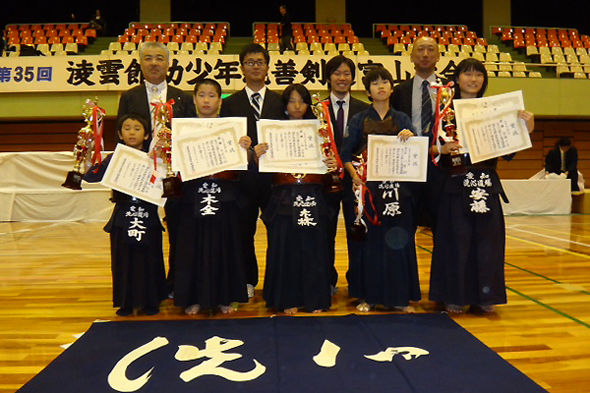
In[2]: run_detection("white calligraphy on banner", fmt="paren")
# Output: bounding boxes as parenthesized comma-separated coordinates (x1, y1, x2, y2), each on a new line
(107, 335, 429, 391)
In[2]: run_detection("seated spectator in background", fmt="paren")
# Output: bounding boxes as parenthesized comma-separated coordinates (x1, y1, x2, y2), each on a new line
(89, 9, 106, 36)
(545, 137, 580, 192)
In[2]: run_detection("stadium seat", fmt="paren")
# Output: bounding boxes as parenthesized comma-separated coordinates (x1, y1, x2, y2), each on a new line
(526, 46, 539, 56)
(324, 43, 336, 52)
(499, 52, 512, 62)
(108, 42, 121, 52)
(351, 43, 364, 52)
(181, 43, 194, 52)
(309, 42, 322, 52)
(37, 44, 50, 56)
(472, 52, 485, 62)
(65, 43, 78, 54)
(296, 42, 308, 51)
(209, 42, 223, 52)
(486, 52, 499, 62)
(50, 43, 63, 52)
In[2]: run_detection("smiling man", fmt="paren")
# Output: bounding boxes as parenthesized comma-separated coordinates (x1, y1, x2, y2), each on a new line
(324, 55, 369, 292)
(219, 43, 284, 298)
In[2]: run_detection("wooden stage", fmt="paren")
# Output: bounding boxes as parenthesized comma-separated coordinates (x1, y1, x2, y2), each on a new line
(1, 214, 589, 392)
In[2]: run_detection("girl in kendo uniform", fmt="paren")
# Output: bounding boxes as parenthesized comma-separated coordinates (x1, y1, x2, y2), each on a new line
(255, 83, 336, 314)
(428, 58, 535, 314)
(340, 67, 420, 313)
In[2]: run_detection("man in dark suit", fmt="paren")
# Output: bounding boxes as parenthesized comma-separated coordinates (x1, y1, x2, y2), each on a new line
(324, 55, 370, 292)
(391, 36, 444, 230)
(219, 43, 284, 297)
(545, 137, 580, 192)
(116, 41, 197, 295)
(116, 41, 196, 148)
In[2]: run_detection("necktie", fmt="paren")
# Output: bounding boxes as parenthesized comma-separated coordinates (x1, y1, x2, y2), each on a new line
(421, 80, 433, 135)
(150, 86, 161, 130)
(251, 92, 261, 120)
(336, 100, 345, 137)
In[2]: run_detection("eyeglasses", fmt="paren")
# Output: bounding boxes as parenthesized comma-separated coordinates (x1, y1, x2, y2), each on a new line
(243, 60, 267, 67)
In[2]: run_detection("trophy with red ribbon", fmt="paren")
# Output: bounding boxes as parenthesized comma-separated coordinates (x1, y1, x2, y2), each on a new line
(431, 80, 467, 175)
(152, 99, 182, 197)
(62, 98, 105, 190)
(349, 150, 368, 241)
(312, 94, 344, 193)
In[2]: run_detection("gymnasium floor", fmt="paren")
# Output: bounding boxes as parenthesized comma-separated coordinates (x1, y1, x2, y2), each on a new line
(1, 214, 589, 392)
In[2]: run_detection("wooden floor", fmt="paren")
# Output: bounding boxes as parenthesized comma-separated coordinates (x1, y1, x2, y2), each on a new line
(1, 214, 590, 392)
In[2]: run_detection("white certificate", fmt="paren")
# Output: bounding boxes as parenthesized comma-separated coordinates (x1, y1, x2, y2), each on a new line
(257, 119, 327, 174)
(453, 90, 532, 163)
(101, 144, 167, 206)
(366, 135, 429, 182)
(171, 117, 248, 181)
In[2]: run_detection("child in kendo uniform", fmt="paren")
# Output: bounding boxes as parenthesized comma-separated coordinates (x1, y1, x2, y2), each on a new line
(84, 113, 167, 316)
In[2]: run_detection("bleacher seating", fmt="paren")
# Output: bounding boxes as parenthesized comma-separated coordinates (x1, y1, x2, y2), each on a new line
(494, 26, 590, 78)
(253, 22, 368, 55)
(3, 23, 94, 56)
(111, 22, 229, 55)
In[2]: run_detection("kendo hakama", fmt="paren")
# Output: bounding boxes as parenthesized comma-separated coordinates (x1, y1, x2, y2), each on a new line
(173, 175, 249, 310)
(346, 181, 421, 308)
(429, 160, 508, 307)
(261, 177, 332, 313)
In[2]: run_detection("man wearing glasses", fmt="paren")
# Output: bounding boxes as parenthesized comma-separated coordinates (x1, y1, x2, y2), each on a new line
(220, 43, 283, 299)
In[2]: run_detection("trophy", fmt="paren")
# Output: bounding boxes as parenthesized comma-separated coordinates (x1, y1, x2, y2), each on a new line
(153, 100, 182, 197)
(431, 80, 467, 176)
(349, 151, 368, 241)
(311, 94, 344, 193)
(62, 99, 104, 190)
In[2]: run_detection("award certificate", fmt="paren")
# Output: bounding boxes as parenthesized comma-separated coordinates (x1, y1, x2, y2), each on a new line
(257, 119, 327, 174)
(101, 144, 167, 206)
(366, 135, 429, 182)
(453, 90, 532, 163)
(172, 117, 248, 180)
